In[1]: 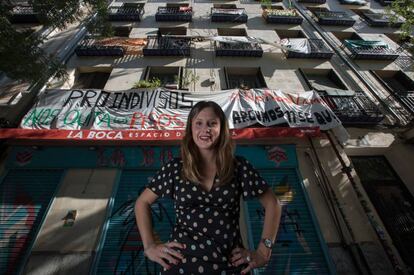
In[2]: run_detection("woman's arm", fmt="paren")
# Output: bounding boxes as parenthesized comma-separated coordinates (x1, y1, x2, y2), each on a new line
(256, 187, 281, 260)
(135, 188, 185, 270)
(231, 187, 281, 274)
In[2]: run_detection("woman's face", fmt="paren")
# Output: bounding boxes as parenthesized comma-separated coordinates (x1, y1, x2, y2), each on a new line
(191, 107, 221, 152)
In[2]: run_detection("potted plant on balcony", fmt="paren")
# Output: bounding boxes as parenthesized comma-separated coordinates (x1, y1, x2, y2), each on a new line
(133, 78, 161, 88)
(262, 6, 303, 24)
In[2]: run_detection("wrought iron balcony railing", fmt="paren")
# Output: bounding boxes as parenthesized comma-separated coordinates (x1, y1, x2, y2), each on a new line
(75, 37, 125, 56)
(10, 4, 40, 23)
(215, 41, 263, 57)
(319, 91, 384, 124)
(338, 0, 367, 5)
(395, 92, 414, 115)
(361, 12, 404, 28)
(298, 0, 326, 3)
(143, 35, 191, 56)
(286, 39, 334, 59)
(262, 8, 303, 24)
(107, 3, 144, 21)
(314, 11, 355, 26)
(344, 40, 399, 60)
(155, 6, 193, 22)
(375, 0, 396, 6)
(211, 8, 248, 23)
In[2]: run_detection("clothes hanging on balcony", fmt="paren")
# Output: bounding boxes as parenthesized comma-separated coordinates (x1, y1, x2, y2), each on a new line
(280, 38, 311, 54)
(344, 40, 389, 49)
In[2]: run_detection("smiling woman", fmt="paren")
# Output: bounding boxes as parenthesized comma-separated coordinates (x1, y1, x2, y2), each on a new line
(135, 101, 282, 274)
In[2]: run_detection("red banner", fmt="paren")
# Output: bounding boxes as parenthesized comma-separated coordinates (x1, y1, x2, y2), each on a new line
(0, 127, 319, 142)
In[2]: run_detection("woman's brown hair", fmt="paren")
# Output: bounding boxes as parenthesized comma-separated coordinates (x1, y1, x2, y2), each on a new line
(181, 101, 234, 186)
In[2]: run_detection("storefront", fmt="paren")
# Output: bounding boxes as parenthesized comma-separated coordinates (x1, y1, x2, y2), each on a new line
(0, 144, 335, 274)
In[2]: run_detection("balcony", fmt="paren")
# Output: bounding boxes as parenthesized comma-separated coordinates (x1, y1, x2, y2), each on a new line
(74, 37, 147, 57)
(262, 7, 303, 24)
(143, 35, 191, 56)
(372, 70, 414, 114)
(298, 0, 326, 3)
(211, 8, 248, 23)
(360, 11, 403, 28)
(9, 4, 40, 23)
(155, 6, 193, 22)
(319, 91, 384, 124)
(375, 0, 396, 6)
(107, 3, 144, 21)
(215, 39, 263, 57)
(313, 10, 355, 26)
(283, 39, 334, 59)
(75, 37, 125, 56)
(338, 0, 367, 5)
(343, 40, 399, 60)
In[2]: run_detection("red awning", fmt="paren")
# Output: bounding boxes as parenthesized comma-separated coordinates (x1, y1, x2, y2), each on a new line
(0, 127, 319, 142)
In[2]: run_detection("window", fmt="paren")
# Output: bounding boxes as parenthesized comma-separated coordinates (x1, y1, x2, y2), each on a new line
(113, 26, 132, 37)
(72, 68, 112, 89)
(331, 31, 362, 43)
(299, 68, 348, 92)
(351, 156, 414, 272)
(158, 27, 187, 36)
(372, 70, 414, 94)
(224, 67, 267, 89)
(275, 29, 307, 40)
(217, 28, 246, 36)
(371, 70, 414, 114)
(144, 67, 182, 89)
(213, 4, 237, 9)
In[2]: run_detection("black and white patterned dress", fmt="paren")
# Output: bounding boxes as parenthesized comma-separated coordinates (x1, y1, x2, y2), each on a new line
(147, 156, 269, 275)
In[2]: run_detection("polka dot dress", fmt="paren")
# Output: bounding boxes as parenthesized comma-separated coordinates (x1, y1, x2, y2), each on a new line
(147, 156, 269, 274)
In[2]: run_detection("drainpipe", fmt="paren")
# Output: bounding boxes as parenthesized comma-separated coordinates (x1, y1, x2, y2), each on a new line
(290, 0, 410, 125)
(306, 137, 371, 274)
(325, 131, 405, 274)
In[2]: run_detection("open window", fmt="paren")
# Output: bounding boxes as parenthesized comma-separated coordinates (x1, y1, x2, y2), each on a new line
(72, 68, 112, 89)
(113, 26, 132, 37)
(217, 28, 247, 36)
(144, 66, 182, 89)
(158, 27, 187, 36)
(275, 29, 307, 40)
(224, 67, 267, 89)
(350, 156, 414, 272)
(299, 68, 348, 92)
(299, 68, 384, 124)
(331, 31, 362, 43)
(372, 70, 414, 94)
(371, 70, 414, 114)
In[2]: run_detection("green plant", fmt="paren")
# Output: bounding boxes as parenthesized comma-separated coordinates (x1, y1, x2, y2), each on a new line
(133, 78, 161, 88)
(261, 0, 272, 10)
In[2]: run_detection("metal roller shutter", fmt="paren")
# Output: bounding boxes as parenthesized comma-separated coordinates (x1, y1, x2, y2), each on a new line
(94, 169, 175, 274)
(245, 169, 332, 274)
(0, 169, 63, 275)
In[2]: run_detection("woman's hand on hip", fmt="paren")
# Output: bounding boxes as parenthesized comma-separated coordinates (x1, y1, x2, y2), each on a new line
(230, 247, 270, 274)
(144, 241, 186, 270)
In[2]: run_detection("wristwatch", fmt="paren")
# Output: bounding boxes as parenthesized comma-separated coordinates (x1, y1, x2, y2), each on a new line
(262, 238, 274, 249)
